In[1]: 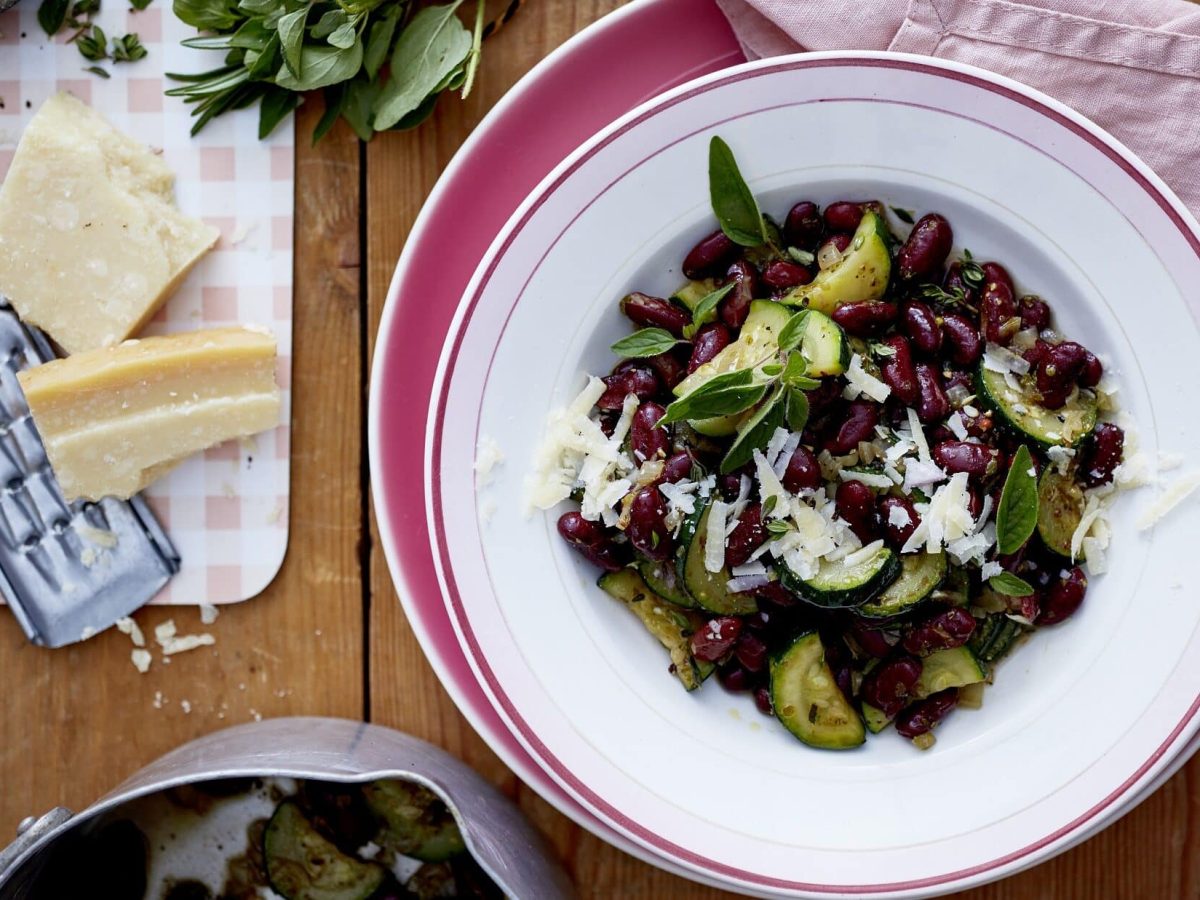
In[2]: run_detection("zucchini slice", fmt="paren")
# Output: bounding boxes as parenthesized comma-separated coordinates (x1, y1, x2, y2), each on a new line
(969, 614, 1026, 664)
(364, 780, 465, 863)
(799, 310, 850, 377)
(770, 632, 865, 749)
(264, 801, 386, 900)
(598, 568, 715, 691)
(780, 210, 892, 313)
(636, 557, 696, 608)
(1037, 468, 1086, 559)
(677, 499, 758, 615)
(914, 646, 986, 698)
(861, 701, 893, 734)
(857, 552, 947, 619)
(670, 277, 721, 311)
(976, 365, 1097, 449)
(777, 546, 901, 609)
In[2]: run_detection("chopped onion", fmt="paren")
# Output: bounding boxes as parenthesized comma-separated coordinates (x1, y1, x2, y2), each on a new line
(817, 241, 844, 270)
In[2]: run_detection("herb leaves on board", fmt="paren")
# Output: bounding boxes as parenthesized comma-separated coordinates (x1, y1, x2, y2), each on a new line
(37, 0, 152, 74)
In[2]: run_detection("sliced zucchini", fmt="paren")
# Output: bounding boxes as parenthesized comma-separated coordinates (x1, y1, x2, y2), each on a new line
(598, 568, 715, 691)
(770, 632, 865, 749)
(637, 557, 696, 607)
(677, 499, 757, 615)
(780, 210, 892, 313)
(857, 552, 947, 619)
(777, 546, 900, 609)
(914, 646, 986, 698)
(1037, 468, 1085, 558)
(670, 277, 721, 311)
(264, 801, 386, 900)
(798, 309, 850, 377)
(976, 365, 1097, 449)
(861, 701, 893, 734)
(969, 614, 1025, 663)
(364, 780, 465, 863)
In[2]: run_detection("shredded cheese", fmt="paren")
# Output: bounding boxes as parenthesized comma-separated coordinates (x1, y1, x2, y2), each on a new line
(474, 434, 505, 486)
(1137, 471, 1200, 530)
(705, 500, 729, 573)
(906, 408, 932, 464)
(841, 354, 892, 403)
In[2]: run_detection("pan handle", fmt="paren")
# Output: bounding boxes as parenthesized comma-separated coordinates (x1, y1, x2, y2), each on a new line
(0, 808, 73, 884)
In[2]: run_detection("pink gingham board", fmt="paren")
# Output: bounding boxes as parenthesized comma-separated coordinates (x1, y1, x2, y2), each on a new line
(0, 3, 294, 605)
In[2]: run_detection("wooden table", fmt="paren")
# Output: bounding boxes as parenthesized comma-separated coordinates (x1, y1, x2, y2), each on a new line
(2, 2, 1198, 897)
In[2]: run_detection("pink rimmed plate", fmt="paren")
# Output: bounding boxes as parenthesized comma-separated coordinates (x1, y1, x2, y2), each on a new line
(425, 51, 1200, 897)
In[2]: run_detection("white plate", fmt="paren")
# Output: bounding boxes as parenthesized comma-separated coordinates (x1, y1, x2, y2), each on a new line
(427, 52, 1200, 897)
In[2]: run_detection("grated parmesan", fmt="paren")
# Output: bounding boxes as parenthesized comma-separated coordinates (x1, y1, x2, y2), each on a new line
(905, 408, 932, 464)
(131, 649, 152, 673)
(473, 434, 505, 487)
(841, 354, 892, 403)
(1136, 471, 1200, 530)
(705, 500, 729, 573)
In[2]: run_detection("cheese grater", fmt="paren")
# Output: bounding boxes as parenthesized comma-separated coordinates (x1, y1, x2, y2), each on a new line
(0, 298, 179, 648)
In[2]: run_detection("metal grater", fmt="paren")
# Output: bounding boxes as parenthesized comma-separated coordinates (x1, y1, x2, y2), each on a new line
(0, 299, 180, 648)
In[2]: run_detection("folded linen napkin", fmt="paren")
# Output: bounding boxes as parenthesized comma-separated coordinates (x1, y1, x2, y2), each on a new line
(714, 0, 1200, 214)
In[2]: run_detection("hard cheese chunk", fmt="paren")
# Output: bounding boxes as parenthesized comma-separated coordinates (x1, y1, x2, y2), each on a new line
(18, 327, 280, 501)
(0, 93, 219, 354)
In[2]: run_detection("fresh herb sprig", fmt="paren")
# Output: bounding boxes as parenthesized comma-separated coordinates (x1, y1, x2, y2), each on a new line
(995, 444, 1039, 554)
(37, 0, 150, 75)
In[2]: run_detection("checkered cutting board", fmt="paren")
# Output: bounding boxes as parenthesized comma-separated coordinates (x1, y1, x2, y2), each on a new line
(0, 4, 293, 605)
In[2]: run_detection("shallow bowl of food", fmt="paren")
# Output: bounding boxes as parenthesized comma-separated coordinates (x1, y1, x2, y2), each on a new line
(421, 51, 1200, 897)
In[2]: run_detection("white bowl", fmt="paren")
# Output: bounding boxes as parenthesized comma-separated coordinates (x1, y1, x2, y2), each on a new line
(426, 51, 1200, 897)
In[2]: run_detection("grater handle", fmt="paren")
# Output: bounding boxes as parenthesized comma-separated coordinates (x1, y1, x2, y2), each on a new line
(0, 808, 72, 883)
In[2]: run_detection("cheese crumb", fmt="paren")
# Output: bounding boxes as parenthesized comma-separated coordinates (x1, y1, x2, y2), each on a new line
(705, 500, 728, 573)
(1137, 471, 1200, 530)
(131, 649, 152, 673)
(199, 603, 219, 625)
(841, 354, 891, 403)
(116, 616, 145, 647)
(474, 434, 505, 487)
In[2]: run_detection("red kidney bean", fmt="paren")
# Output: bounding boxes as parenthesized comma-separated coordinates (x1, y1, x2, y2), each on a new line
(826, 400, 880, 454)
(1081, 422, 1124, 487)
(819, 232, 853, 259)
(690, 616, 742, 663)
(851, 621, 898, 658)
(784, 200, 823, 248)
(753, 685, 774, 715)
(1039, 567, 1087, 625)
(900, 608, 976, 655)
(662, 451, 694, 484)
(717, 663, 752, 692)
(1035, 341, 1087, 409)
(735, 632, 769, 672)
(1019, 295, 1051, 331)
(720, 259, 757, 330)
(902, 300, 943, 355)
(879, 335, 920, 407)
(980, 261, 1014, 294)
(725, 503, 766, 568)
(750, 580, 799, 610)
(627, 487, 673, 561)
(878, 495, 920, 547)
(1023, 339, 1050, 369)
(834, 663, 854, 700)
(1080, 351, 1103, 388)
(836, 479, 879, 542)
(895, 688, 959, 738)
(931, 440, 999, 480)
(630, 402, 669, 462)
(832, 300, 898, 336)
(556, 512, 627, 572)
(719, 473, 744, 501)
(943, 369, 973, 397)
(966, 486, 984, 521)
(782, 445, 822, 493)
(683, 230, 739, 279)
(805, 379, 844, 416)
(914, 362, 950, 423)
(941, 313, 983, 366)
(943, 263, 978, 305)
(598, 365, 659, 410)
(620, 292, 690, 336)
(823, 201, 865, 232)
(760, 259, 812, 291)
(687, 322, 730, 373)
(860, 655, 923, 718)
(645, 349, 687, 391)
(897, 213, 953, 280)
(981, 281, 1019, 345)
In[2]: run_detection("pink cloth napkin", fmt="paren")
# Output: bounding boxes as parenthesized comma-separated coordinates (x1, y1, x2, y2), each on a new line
(715, 0, 1200, 215)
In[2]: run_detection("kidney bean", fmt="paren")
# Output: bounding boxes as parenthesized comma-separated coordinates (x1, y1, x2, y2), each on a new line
(753, 685, 774, 716)
(836, 479, 879, 542)
(860, 656, 923, 718)
(760, 259, 813, 292)
(725, 503, 766, 568)
(557, 512, 627, 572)
(662, 451, 694, 484)
(630, 402, 669, 462)
(851, 621, 898, 658)
(966, 486, 984, 521)
(1019, 294, 1051, 331)
(943, 263, 978, 305)
(1035, 341, 1087, 409)
(627, 487, 672, 561)
(719, 473, 745, 501)
(782, 445, 822, 493)
(598, 365, 659, 410)
(902, 300, 943, 355)
(717, 663, 752, 692)
(878, 495, 920, 547)
(1081, 422, 1124, 487)
(832, 300, 898, 336)
(735, 632, 769, 672)
(1039, 567, 1088, 625)
(1080, 351, 1103, 388)
(897, 213, 953, 280)
(981, 281, 1019, 345)
(878, 335, 920, 407)
(914, 362, 950, 423)
(688, 322, 730, 373)
(931, 440, 999, 480)
(943, 368, 973, 397)
(818, 232, 853, 261)
(823, 201, 865, 232)
(690, 616, 742, 663)
(980, 261, 1014, 294)
(720, 259, 757, 329)
(784, 200, 823, 248)
(900, 608, 976, 656)
(941, 313, 983, 366)
(834, 663, 854, 700)
(644, 350, 686, 392)
(805, 379, 845, 417)
(683, 230, 739, 279)
(895, 688, 959, 738)
(620, 292, 690, 336)
(750, 580, 799, 610)
(826, 400, 880, 454)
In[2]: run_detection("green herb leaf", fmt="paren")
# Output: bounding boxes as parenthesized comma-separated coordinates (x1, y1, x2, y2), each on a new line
(787, 246, 815, 266)
(372, 1, 472, 131)
(776, 310, 811, 353)
(786, 387, 809, 433)
(988, 571, 1035, 597)
(38, 0, 70, 35)
(708, 136, 766, 247)
(766, 519, 793, 536)
(762, 494, 778, 517)
(660, 368, 767, 426)
(312, 83, 347, 144)
(363, 2, 402, 80)
(916, 283, 967, 306)
(83, 64, 111, 78)
(245, 33, 281, 79)
(258, 86, 300, 138)
(311, 8, 348, 38)
(130, 0, 154, 10)
(760, 363, 783, 377)
(111, 33, 148, 62)
(460, 0, 485, 98)
(274, 40, 362, 91)
(610, 328, 682, 359)
(959, 250, 985, 289)
(340, 76, 379, 141)
(77, 25, 108, 61)
(173, 0, 243, 32)
(890, 206, 915, 225)
(996, 444, 1038, 554)
(682, 283, 733, 339)
(327, 20, 358, 49)
(275, 7, 308, 77)
(780, 352, 819, 390)
(721, 387, 786, 474)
